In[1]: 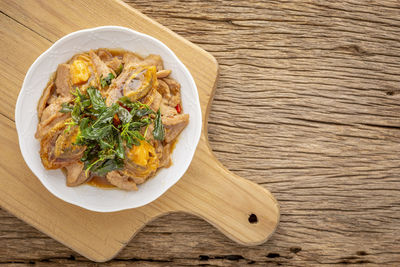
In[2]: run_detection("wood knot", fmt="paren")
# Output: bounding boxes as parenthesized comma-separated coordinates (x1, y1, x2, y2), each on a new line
(248, 213, 258, 224)
(290, 247, 302, 254)
(266, 253, 280, 258)
(334, 44, 371, 56)
(386, 90, 400, 96)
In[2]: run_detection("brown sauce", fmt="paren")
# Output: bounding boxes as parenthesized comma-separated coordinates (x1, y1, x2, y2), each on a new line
(87, 175, 115, 188)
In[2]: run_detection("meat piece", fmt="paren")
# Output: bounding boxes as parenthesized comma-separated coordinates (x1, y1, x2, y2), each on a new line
(154, 139, 163, 158)
(157, 79, 171, 99)
(123, 52, 142, 67)
(106, 57, 122, 73)
(162, 77, 180, 95)
(105, 87, 123, 106)
(132, 176, 146, 184)
(106, 64, 136, 105)
(169, 94, 181, 108)
(39, 121, 84, 169)
(120, 170, 147, 185)
(110, 65, 132, 91)
(123, 66, 156, 101)
(156, 69, 171, 79)
(35, 112, 70, 139)
(40, 103, 61, 123)
(89, 50, 115, 81)
(64, 162, 89, 187)
(150, 89, 162, 112)
(97, 48, 113, 62)
(141, 87, 162, 112)
(53, 125, 85, 160)
(144, 124, 155, 144)
(162, 114, 189, 143)
(40, 96, 70, 123)
(160, 98, 177, 117)
(153, 140, 171, 168)
(161, 77, 181, 108)
(36, 95, 71, 136)
(106, 171, 137, 190)
(141, 54, 164, 71)
(37, 82, 54, 120)
(40, 122, 65, 169)
(55, 64, 72, 97)
(106, 62, 156, 105)
(107, 53, 162, 105)
(159, 143, 171, 168)
(47, 94, 58, 105)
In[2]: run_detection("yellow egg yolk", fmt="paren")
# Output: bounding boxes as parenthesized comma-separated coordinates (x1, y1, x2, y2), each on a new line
(70, 59, 90, 84)
(127, 140, 156, 167)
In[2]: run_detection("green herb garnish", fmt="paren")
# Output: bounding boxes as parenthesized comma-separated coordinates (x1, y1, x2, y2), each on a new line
(153, 109, 164, 141)
(60, 87, 159, 176)
(60, 102, 73, 113)
(116, 64, 123, 75)
(100, 73, 115, 88)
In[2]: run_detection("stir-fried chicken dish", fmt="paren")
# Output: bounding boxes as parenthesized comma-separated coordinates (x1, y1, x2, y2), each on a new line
(35, 48, 189, 190)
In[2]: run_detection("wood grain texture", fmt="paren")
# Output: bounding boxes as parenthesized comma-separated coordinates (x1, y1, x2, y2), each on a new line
(1, 0, 400, 266)
(0, 0, 282, 262)
(0, 0, 279, 263)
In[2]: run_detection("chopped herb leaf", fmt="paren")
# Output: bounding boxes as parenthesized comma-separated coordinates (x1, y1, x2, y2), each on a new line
(116, 64, 123, 75)
(60, 102, 73, 113)
(153, 109, 164, 141)
(87, 86, 106, 111)
(100, 73, 115, 88)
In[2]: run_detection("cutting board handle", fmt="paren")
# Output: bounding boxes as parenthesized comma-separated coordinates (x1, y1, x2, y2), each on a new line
(165, 141, 280, 245)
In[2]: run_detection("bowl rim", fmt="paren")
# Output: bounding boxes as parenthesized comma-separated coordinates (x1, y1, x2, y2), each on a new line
(15, 26, 202, 212)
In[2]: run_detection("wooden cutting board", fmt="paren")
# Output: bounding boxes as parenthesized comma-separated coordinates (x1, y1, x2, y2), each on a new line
(0, 0, 279, 262)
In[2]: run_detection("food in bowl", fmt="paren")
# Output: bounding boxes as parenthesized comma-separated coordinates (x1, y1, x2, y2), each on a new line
(35, 48, 189, 190)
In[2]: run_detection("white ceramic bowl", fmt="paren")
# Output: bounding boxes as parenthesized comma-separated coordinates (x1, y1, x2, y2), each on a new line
(15, 26, 202, 212)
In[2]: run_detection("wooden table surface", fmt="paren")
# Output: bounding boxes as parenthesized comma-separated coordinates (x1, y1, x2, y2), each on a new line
(1, 0, 400, 266)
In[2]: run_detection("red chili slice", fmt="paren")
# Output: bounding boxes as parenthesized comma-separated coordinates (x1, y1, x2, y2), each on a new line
(113, 114, 121, 126)
(117, 101, 132, 112)
(175, 104, 181, 113)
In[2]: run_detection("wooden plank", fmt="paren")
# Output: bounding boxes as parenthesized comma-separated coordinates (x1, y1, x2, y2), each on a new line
(2, 0, 400, 265)
(0, 14, 51, 120)
(0, 0, 279, 263)
(125, 1, 400, 266)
